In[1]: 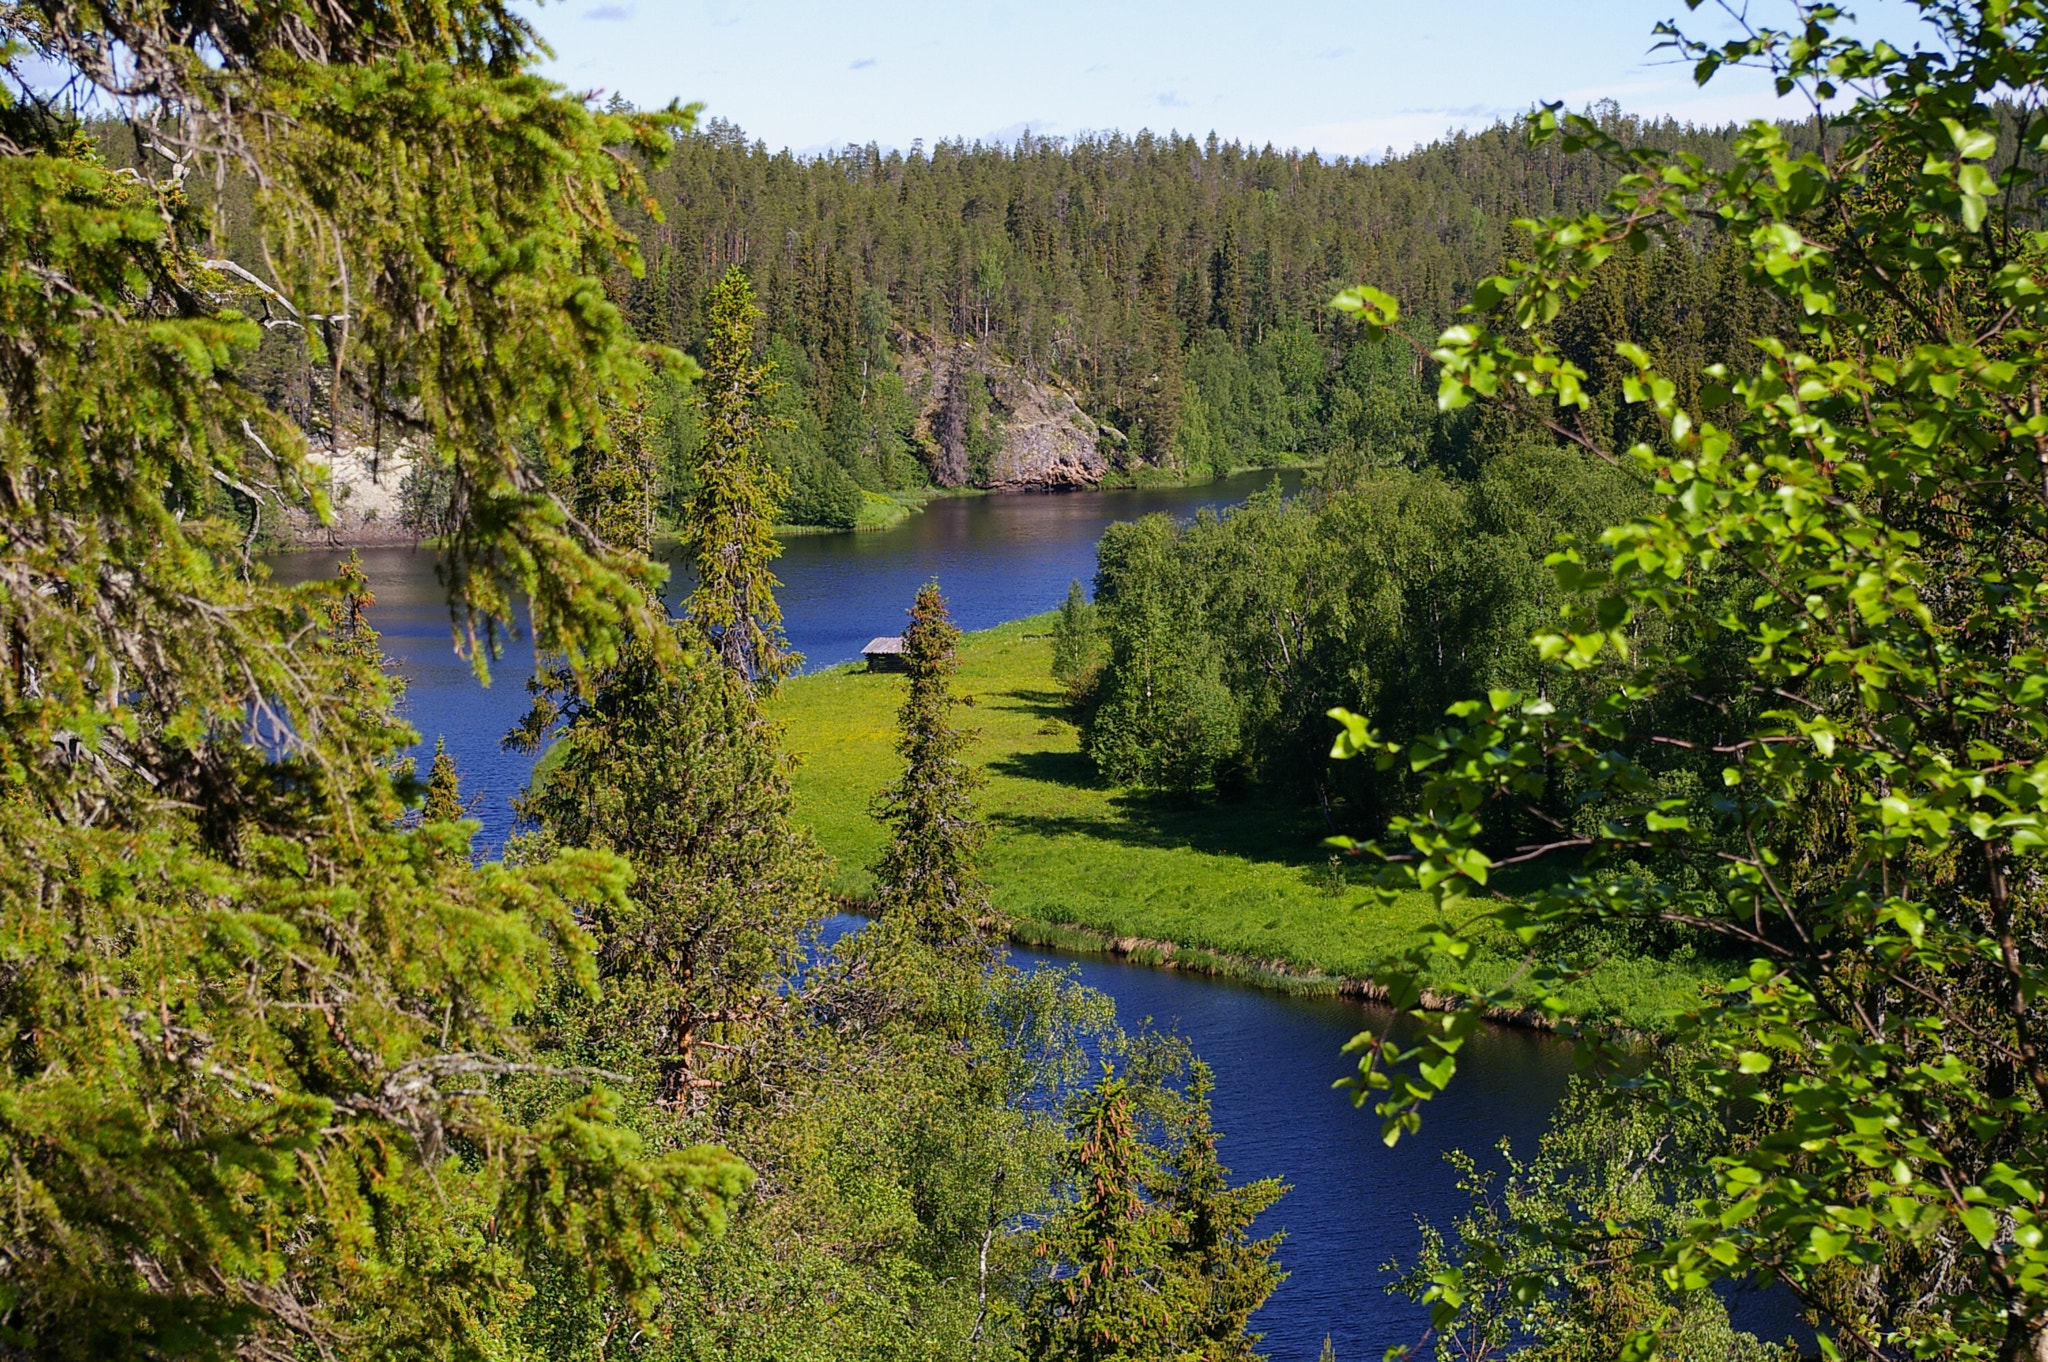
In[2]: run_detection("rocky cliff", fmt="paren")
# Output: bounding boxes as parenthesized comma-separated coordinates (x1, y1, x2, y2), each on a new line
(289, 335, 1111, 549)
(283, 442, 422, 546)
(895, 333, 1108, 490)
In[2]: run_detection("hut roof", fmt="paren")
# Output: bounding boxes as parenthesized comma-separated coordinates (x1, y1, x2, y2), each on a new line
(862, 636, 904, 656)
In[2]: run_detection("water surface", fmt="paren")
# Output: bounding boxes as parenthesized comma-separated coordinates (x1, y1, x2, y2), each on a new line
(272, 471, 1302, 849)
(1010, 940, 1570, 1360)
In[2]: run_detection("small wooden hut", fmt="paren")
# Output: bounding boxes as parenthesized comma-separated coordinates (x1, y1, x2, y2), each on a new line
(862, 636, 907, 672)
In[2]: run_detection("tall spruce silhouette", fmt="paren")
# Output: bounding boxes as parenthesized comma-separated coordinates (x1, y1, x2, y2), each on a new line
(870, 581, 998, 953)
(686, 266, 793, 684)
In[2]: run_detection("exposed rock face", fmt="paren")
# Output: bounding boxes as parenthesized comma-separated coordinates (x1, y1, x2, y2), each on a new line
(283, 442, 422, 546)
(896, 332, 1107, 490)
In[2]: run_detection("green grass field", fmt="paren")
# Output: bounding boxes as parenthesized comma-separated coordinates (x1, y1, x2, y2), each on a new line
(773, 613, 1717, 1030)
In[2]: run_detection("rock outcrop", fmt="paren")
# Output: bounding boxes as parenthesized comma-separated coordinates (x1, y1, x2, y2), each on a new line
(283, 442, 422, 546)
(895, 333, 1107, 490)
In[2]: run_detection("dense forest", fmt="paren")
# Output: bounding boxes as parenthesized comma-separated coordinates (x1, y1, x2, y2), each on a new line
(1053, 220, 1785, 828)
(609, 110, 1769, 524)
(10, 8, 1296, 1359)
(170, 106, 1777, 531)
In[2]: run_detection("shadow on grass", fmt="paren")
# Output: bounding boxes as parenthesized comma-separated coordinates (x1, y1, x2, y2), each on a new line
(994, 798, 1323, 869)
(984, 683, 1068, 724)
(991, 749, 1097, 790)
(981, 679, 1329, 870)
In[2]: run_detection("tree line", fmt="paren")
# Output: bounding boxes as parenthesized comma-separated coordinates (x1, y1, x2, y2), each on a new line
(602, 107, 1766, 526)
(1055, 225, 1784, 821)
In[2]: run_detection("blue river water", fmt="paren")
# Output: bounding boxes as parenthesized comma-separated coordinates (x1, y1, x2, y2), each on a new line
(272, 471, 1303, 851)
(272, 473, 1800, 1359)
(1006, 939, 1569, 1359)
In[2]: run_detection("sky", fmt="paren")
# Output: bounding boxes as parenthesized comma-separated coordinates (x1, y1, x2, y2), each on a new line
(522, 0, 1935, 161)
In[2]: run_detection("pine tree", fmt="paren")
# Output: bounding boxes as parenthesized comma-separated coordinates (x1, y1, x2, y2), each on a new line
(870, 580, 998, 953)
(423, 737, 464, 823)
(687, 266, 794, 684)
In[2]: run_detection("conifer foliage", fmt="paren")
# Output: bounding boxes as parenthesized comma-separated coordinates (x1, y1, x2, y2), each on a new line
(871, 580, 998, 953)
(1029, 1079, 1165, 1362)
(686, 266, 794, 683)
(423, 737, 465, 823)
(1165, 1064, 1289, 1359)
(517, 648, 821, 1110)
(1023, 1067, 1285, 1361)
(515, 293, 819, 1120)
(0, 3, 748, 1356)
(620, 111, 1766, 501)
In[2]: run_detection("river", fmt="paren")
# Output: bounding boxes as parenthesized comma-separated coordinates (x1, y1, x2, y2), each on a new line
(271, 470, 1306, 851)
(272, 474, 1792, 1359)
(1010, 940, 1569, 1359)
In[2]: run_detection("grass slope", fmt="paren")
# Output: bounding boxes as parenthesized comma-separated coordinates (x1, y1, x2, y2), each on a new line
(774, 613, 1715, 1030)
(775, 490, 931, 536)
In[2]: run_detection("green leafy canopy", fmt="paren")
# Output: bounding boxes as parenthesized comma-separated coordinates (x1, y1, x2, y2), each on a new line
(1327, 3, 2048, 1359)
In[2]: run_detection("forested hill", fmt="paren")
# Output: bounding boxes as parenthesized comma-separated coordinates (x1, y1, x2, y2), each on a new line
(606, 108, 1762, 520)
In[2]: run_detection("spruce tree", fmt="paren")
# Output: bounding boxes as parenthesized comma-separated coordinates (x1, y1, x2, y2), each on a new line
(582, 391, 660, 558)
(1161, 1062, 1287, 1360)
(517, 268, 822, 1112)
(321, 550, 409, 745)
(423, 737, 465, 823)
(518, 651, 821, 1109)
(1025, 1069, 1286, 1362)
(1026, 1078, 1172, 1362)
(509, 307, 823, 1347)
(687, 266, 793, 684)
(870, 580, 998, 953)
(0, 8, 746, 1356)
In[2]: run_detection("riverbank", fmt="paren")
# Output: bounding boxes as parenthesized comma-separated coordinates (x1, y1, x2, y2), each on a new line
(776, 489, 936, 535)
(1096, 455, 1317, 490)
(772, 461, 1319, 536)
(774, 613, 1714, 1033)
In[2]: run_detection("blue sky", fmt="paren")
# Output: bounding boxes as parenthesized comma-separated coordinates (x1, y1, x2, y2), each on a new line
(523, 1, 1933, 160)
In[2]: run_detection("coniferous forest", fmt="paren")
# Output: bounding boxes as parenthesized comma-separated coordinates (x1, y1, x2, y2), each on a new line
(11, 2, 2048, 1361)
(606, 112, 1775, 525)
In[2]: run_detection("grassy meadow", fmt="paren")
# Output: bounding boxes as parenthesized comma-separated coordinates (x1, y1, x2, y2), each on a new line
(774, 613, 1717, 1030)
